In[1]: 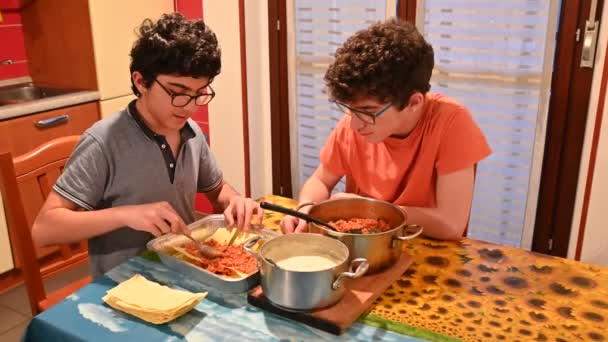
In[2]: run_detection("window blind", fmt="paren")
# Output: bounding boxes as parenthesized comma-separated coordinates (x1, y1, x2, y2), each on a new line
(418, 0, 559, 247)
(291, 0, 389, 194)
(289, 0, 558, 249)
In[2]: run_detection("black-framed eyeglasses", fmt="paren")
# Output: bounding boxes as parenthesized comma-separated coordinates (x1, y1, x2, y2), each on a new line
(154, 79, 215, 107)
(334, 101, 393, 124)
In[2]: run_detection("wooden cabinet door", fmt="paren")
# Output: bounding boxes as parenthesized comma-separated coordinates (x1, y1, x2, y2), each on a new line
(88, 0, 174, 100)
(0, 102, 99, 156)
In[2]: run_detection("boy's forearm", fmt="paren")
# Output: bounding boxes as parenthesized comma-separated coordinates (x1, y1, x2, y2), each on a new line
(32, 207, 127, 247)
(296, 176, 331, 210)
(212, 182, 240, 213)
(400, 205, 465, 240)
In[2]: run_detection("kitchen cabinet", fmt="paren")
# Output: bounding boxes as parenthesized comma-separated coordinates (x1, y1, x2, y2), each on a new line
(21, 0, 172, 113)
(0, 102, 100, 156)
(88, 0, 175, 101)
(87, 0, 173, 119)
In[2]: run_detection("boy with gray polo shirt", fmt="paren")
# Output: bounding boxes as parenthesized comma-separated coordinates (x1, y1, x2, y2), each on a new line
(32, 13, 263, 277)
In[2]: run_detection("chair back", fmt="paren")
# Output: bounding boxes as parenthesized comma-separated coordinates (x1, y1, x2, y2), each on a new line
(0, 135, 88, 314)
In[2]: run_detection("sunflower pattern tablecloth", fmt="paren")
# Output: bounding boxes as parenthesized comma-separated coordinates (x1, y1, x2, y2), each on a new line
(259, 195, 608, 342)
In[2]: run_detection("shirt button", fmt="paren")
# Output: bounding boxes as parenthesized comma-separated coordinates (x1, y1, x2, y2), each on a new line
(169, 163, 174, 168)
(161, 144, 166, 149)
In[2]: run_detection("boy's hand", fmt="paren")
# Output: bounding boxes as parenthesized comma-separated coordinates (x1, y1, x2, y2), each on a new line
(280, 204, 310, 234)
(120, 202, 187, 237)
(223, 196, 264, 230)
(280, 215, 308, 234)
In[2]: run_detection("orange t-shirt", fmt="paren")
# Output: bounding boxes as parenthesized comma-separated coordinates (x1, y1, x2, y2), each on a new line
(320, 92, 492, 208)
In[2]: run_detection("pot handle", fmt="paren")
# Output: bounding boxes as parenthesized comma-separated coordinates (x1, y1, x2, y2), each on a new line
(332, 258, 369, 290)
(394, 224, 424, 241)
(243, 236, 279, 268)
(295, 201, 316, 211)
(243, 236, 262, 261)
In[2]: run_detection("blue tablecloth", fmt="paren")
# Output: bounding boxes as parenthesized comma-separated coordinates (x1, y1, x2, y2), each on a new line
(22, 257, 424, 341)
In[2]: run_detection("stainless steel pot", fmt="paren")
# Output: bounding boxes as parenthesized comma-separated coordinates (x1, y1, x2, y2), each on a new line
(304, 198, 423, 274)
(244, 233, 368, 312)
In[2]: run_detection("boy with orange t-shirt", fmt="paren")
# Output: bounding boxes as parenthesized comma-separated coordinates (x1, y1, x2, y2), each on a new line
(281, 19, 491, 240)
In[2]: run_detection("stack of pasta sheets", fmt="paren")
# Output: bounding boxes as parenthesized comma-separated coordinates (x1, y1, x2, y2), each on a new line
(102, 274, 207, 324)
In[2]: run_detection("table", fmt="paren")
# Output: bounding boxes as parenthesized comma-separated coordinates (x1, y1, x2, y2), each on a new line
(23, 256, 425, 341)
(256, 196, 608, 342)
(23, 195, 608, 342)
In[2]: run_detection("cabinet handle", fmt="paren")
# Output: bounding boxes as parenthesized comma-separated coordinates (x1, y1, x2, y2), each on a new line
(35, 115, 69, 128)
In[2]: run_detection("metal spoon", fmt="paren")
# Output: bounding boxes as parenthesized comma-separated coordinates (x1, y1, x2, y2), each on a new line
(181, 233, 223, 259)
(259, 202, 339, 232)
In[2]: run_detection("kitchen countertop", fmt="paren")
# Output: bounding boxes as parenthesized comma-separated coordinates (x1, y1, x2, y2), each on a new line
(0, 77, 100, 121)
(0, 76, 33, 88)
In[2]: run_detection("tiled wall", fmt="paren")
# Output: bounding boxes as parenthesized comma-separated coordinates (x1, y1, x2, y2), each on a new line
(0, 0, 30, 80)
(175, 0, 214, 213)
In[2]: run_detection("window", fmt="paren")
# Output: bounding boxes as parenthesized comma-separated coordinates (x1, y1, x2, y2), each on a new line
(289, 0, 390, 194)
(417, 0, 560, 247)
(287, 0, 560, 249)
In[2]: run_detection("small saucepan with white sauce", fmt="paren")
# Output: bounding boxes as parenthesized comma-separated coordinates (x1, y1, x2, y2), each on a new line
(243, 233, 368, 311)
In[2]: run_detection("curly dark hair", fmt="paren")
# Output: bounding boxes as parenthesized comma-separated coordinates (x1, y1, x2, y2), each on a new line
(324, 18, 434, 110)
(130, 13, 221, 96)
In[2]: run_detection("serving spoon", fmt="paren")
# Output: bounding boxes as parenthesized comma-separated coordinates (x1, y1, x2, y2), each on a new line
(260, 202, 339, 232)
(260, 202, 382, 234)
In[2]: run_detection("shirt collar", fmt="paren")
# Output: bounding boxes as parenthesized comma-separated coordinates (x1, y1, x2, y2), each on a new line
(127, 100, 195, 141)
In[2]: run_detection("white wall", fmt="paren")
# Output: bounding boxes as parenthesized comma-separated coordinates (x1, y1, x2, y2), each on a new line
(245, 1, 273, 199)
(203, 0, 246, 194)
(202, 1, 273, 198)
(569, 1, 608, 265)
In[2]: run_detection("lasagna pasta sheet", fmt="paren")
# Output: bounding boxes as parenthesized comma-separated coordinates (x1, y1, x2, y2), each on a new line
(102, 274, 207, 324)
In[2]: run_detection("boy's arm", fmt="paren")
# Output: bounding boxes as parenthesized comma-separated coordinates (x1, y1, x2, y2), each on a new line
(280, 165, 342, 233)
(400, 166, 475, 240)
(297, 164, 342, 209)
(32, 191, 188, 247)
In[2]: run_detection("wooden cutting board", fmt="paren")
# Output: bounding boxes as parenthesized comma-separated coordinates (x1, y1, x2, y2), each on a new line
(247, 253, 413, 335)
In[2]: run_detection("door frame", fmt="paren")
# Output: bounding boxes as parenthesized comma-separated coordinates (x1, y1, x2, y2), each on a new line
(533, 0, 604, 256)
(268, 0, 293, 198)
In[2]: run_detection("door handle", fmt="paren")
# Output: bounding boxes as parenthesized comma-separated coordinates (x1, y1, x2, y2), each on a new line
(580, 0, 600, 68)
(34, 114, 69, 128)
(580, 20, 599, 68)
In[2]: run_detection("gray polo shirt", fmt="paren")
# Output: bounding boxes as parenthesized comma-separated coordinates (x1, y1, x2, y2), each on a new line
(53, 100, 222, 277)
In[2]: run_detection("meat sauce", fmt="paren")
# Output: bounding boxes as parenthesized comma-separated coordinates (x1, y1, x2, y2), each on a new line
(183, 240, 257, 277)
(329, 218, 391, 234)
